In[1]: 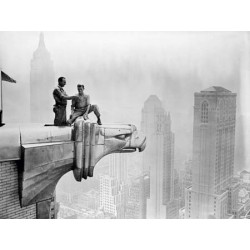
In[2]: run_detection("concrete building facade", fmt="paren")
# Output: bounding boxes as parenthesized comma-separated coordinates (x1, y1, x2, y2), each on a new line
(186, 86, 237, 219)
(141, 95, 175, 219)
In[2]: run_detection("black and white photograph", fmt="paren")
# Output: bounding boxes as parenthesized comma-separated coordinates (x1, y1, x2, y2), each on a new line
(1, 31, 249, 220)
(0, 1, 249, 249)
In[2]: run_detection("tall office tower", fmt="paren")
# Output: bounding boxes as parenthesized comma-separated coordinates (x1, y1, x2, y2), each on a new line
(141, 95, 175, 219)
(185, 86, 237, 219)
(106, 153, 128, 218)
(109, 153, 128, 183)
(30, 32, 55, 123)
(99, 175, 124, 218)
(165, 169, 181, 219)
(180, 159, 193, 208)
(125, 175, 148, 219)
(184, 159, 193, 189)
(173, 169, 180, 199)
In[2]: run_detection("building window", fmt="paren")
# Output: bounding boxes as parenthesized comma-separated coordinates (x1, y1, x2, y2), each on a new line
(201, 101, 209, 123)
(219, 99, 225, 121)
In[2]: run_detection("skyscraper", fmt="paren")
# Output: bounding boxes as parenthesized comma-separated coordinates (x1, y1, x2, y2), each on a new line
(141, 95, 175, 219)
(99, 175, 125, 218)
(238, 32, 250, 171)
(99, 154, 128, 218)
(30, 32, 55, 123)
(125, 174, 148, 219)
(109, 153, 128, 183)
(186, 86, 237, 219)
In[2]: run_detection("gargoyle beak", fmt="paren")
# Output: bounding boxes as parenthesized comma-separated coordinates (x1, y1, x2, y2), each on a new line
(121, 130, 146, 153)
(138, 136, 146, 152)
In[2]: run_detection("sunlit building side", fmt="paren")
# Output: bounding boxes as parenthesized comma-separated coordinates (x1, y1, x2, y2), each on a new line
(100, 154, 129, 218)
(99, 175, 125, 218)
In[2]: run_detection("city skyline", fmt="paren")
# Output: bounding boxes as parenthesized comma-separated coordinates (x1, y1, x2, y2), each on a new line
(0, 32, 247, 170)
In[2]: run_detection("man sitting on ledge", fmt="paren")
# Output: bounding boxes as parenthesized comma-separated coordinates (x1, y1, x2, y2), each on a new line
(67, 84, 102, 126)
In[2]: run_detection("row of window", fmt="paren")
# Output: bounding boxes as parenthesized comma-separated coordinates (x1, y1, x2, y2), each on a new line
(200, 100, 236, 123)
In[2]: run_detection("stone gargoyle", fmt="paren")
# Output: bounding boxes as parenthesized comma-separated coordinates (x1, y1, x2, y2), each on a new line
(0, 120, 146, 209)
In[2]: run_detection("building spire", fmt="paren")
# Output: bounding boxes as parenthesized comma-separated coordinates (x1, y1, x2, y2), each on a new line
(38, 32, 45, 49)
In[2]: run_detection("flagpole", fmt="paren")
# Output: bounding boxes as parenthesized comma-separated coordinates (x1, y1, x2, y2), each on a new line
(0, 70, 16, 126)
(0, 70, 2, 125)
(1, 73, 2, 110)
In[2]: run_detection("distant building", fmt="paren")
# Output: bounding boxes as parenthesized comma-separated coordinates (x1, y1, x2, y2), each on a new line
(235, 187, 250, 218)
(227, 181, 240, 215)
(99, 175, 125, 218)
(184, 159, 192, 189)
(125, 174, 148, 219)
(186, 86, 237, 219)
(179, 159, 193, 208)
(141, 95, 175, 219)
(166, 199, 179, 219)
(78, 189, 99, 210)
(173, 169, 180, 199)
(102, 153, 129, 218)
(109, 153, 128, 183)
(240, 170, 250, 184)
(238, 33, 250, 171)
(58, 204, 105, 219)
(179, 207, 185, 219)
(30, 32, 55, 123)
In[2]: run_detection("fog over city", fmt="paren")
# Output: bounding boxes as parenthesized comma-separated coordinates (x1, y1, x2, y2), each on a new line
(1, 31, 250, 219)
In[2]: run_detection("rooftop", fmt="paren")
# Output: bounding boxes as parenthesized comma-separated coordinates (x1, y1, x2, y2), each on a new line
(200, 86, 231, 93)
(144, 95, 162, 106)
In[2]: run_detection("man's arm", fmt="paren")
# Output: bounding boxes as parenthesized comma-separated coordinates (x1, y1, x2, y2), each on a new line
(53, 90, 63, 104)
(54, 89, 75, 101)
(71, 98, 76, 115)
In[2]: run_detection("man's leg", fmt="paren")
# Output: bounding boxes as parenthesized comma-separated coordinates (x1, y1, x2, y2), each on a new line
(67, 110, 83, 125)
(88, 104, 102, 125)
(53, 106, 59, 126)
(61, 107, 67, 125)
(54, 106, 66, 126)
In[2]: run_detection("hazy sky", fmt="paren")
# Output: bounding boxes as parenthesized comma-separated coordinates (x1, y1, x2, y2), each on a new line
(0, 31, 247, 169)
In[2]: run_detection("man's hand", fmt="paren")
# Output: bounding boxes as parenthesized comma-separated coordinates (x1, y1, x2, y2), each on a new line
(72, 95, 80, 100)
(67, 95, 78, 100)
(83, 114, 89, 120)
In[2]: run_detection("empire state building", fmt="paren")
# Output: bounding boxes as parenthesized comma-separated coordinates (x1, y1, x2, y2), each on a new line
(30, 32, 55, 123)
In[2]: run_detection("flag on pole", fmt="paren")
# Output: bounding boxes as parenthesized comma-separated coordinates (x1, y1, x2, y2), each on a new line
(0, 70, 16, 126)
(1, 71, 16, 83)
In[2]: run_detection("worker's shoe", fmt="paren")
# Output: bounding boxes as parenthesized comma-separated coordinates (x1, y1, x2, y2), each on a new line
(97, 117, 102, 125)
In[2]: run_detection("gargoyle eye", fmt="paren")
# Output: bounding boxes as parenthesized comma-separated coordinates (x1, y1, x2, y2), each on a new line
(116, 134, 126, 140)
